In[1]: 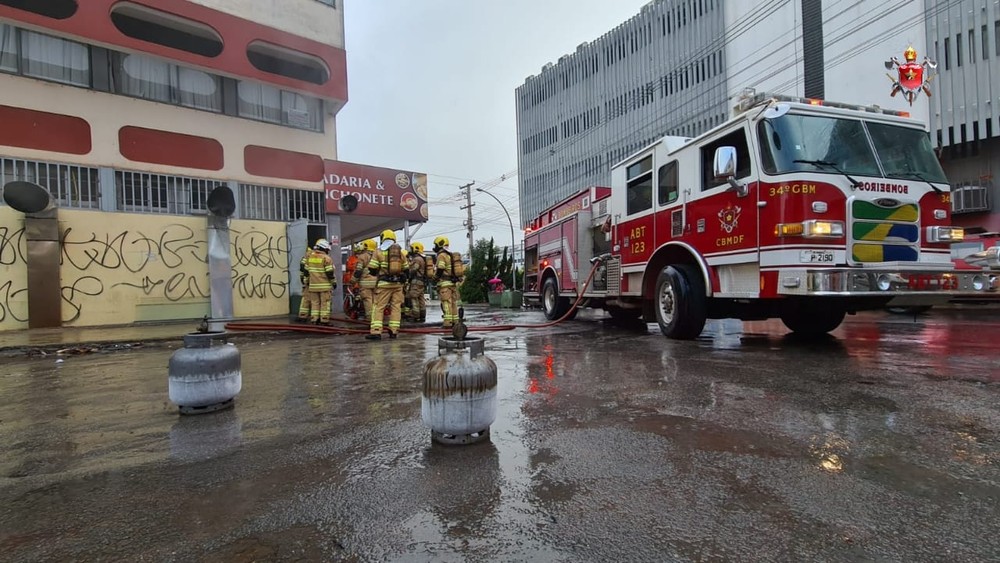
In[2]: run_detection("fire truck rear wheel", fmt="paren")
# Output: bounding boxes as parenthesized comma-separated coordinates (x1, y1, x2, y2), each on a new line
(542, 277, 575, 321)
(654, 264, 707, 340)
(780, 304, 845, 335)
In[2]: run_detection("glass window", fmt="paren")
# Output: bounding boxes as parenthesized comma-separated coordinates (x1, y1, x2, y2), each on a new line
(113, 52, 222, 112)
(238, 81, 283, 124)
(177, 66, 221, 112)
(238, 81, 323, 132)
(756, 114, 879, 177)
(627, 156, 652, 180)
(701, 128, 751, 190)
(866, 122, 948, 183)
(282, 91, 322, 130)
(19, 29, 89, 86)
(0, 24, 16, 73)
(626, 160, 653, 216)
(657, 161, 679, 205)
(118, 52, 172, 103)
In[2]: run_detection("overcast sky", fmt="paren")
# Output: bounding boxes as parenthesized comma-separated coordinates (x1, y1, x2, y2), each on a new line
(336, 0, 651, 255)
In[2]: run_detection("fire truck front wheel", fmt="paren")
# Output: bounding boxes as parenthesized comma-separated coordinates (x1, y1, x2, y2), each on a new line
(655, 264, 707, 340)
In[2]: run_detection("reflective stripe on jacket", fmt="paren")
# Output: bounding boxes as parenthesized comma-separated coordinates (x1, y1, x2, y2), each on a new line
(305, 250, 334, 291)
(355, 251, 378, 288)
(436, 251, 455, 287)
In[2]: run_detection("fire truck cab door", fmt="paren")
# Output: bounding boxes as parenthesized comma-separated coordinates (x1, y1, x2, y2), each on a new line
(688, 126, 760, 296)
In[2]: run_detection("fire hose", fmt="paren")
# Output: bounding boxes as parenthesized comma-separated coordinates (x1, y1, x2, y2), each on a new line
(224, 258, 605, 336)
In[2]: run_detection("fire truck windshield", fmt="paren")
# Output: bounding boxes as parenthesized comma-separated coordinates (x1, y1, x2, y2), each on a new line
(757, 113, 946, 184)
(866, 122, 947, 183)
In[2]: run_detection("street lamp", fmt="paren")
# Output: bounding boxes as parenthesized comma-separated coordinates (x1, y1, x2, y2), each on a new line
(475, 188, 517, 292)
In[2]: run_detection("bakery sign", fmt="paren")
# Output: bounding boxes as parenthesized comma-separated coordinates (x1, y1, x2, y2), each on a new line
(324, 159, 428, 221)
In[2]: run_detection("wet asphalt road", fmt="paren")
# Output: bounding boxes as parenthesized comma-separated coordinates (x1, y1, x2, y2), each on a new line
(2, 308, 1000, 562)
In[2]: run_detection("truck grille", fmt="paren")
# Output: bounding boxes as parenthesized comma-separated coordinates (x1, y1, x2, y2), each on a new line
(850, 199, 919, 263)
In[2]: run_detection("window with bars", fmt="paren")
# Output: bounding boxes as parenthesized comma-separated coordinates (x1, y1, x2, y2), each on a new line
(239, 183, 324, 223)
(114, 170, 222, 214)
(0, 157, 99, 208)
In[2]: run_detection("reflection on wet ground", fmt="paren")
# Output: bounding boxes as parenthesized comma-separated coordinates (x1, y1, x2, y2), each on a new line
(1, 308, 999, 560)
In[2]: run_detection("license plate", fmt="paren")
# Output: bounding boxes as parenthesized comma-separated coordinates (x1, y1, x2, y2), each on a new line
(800, 250, 834, 263)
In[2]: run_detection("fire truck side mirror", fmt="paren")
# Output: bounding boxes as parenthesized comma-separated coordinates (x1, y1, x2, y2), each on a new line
(714, 147, 749, 197)
(713, 146, 737, 179)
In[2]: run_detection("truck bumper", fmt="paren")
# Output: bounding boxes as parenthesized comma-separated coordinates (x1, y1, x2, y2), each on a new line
(775, 268, 998, 296)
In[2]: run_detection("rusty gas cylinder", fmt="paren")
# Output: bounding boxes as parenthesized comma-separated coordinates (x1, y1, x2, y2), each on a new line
(168, 331, 242, 415)
(421, 336, 498, 445)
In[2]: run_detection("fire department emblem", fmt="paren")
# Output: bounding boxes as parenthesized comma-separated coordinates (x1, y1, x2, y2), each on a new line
(884, 46, 936, 106)
(718, 204, 741, 234)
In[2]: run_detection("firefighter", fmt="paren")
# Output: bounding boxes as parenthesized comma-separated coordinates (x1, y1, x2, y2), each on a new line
(400, 248, 412, 322)
(433, 236, 464, 328)
(296, 245, 314, 323)
(366, 230, 406, 340)
(344, 242, 361, 289)
(301, 238, 336, 324)
(406, 241, 429, 323)
(352, 239, 378, 320)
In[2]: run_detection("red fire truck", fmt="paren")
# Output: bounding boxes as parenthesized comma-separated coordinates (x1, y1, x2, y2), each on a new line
(523, 91, 995, 339)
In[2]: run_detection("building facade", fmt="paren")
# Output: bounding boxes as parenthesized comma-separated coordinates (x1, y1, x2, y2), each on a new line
(516, 0, 997, 231)
(926, 0, 1000, 232)
(516, 0, 727, 225)
(0, 0, 347, 331)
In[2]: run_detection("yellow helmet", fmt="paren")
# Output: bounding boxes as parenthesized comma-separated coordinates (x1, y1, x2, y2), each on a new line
(362, 239, 377, 251)
(434, 236, 449, 248)
(903, 46, 917, 61)
(401, 248, 408, 258)
(380, 229, 396, 243)
(410, 242, 425, 254)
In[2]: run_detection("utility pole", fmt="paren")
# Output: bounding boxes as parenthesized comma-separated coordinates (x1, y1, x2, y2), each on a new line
(458, 181, 475, 268)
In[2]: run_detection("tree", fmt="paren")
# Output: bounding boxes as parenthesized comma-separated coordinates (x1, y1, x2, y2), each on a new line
(460, 237, 501, 304)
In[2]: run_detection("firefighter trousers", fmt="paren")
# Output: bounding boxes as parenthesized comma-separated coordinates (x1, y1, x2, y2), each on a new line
(438, 284, 458, 327)
(306, 289, 331, 323)
(407, 281, 426, 321)
(298, 289, 314, 319)
(359, 286, 375, 319)
(371, 283, 404, 335)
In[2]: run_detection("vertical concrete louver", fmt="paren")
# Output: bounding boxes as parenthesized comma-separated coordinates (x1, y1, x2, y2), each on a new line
(801, 0, 825, 99)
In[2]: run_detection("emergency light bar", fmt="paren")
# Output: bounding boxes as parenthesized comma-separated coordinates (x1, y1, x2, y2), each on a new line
(734, 91, 910, 118)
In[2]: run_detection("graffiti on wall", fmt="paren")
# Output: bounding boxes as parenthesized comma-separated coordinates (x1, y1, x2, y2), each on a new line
(1, 209, 294, 330)
(59, 221, 211, 323)
(231, 227, 289, 300)
(0, 217, 28, 326)
(230, 221, 290, 318)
